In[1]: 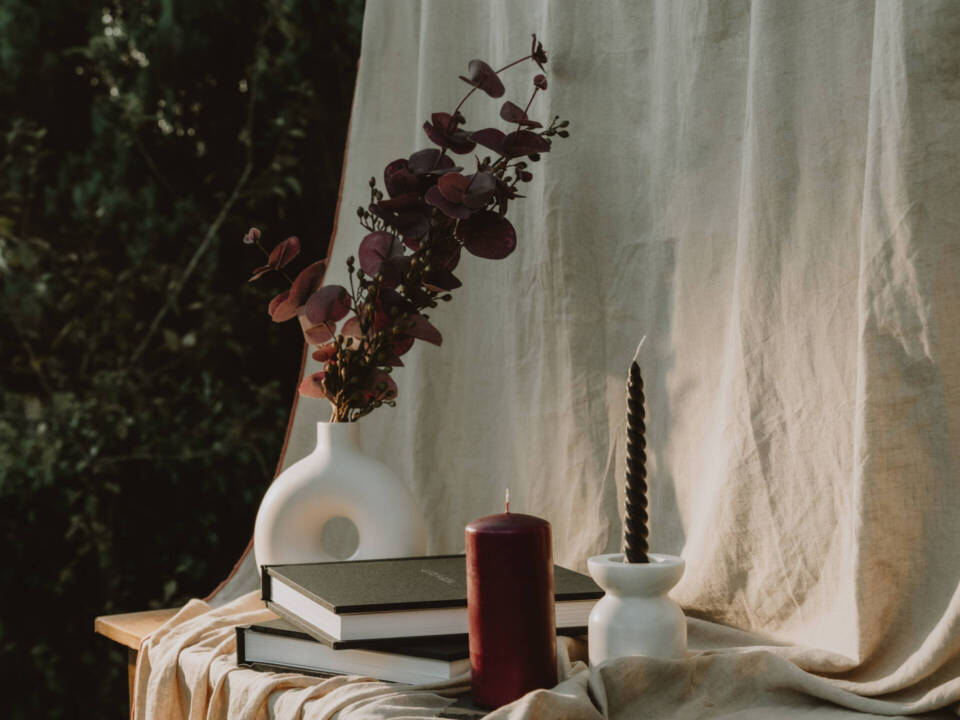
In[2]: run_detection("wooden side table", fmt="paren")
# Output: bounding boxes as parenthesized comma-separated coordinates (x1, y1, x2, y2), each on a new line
(95, 608, 179, 711)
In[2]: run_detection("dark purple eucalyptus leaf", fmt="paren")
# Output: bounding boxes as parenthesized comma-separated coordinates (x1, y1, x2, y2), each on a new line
(377, 193, 422, 211)
(422, 269, 462, 292)
(400, 314, 443, 346)
(288, 261, 328, 307)
(500, 101, 525, 123)
(463, 172, 496, 209)
(456, 210, 517, 259)
(530, 34, 548, 70)
(377, 373, 399, 399)
(422, 123, 476, 154)
(407, 148, 460, 175)
(367, 202, 391, 224)
(534, 74, 548, 90)
(405, 284, 435, 310)
(312, 343, 338, 362)
(298, 371, 331, 400)
(358, 231, 403, 277)
(437, 173, 471, 204)
(370, 201, 432, 239)
(502, 130, 551, 158)
(392, 335, 415, 358)
(341, 315, 364, 341)
(500, 101, 542, 128)
(304, 285, 351, 325)
(421, 121, 448, 149)
(373, 288, 417, 331)
(382, 255, 413, 289)
(425, 185, 474, 219)
(431, 112, 455, 131)
(423, 113, 476, 155)
(267, 236, 300, 268)
(459, 59, 505, 98)
(393, 211, 431, 239)
(268, 290, 298, 322)
(430, 238, 462, 272)
(470, 128, 506, 155)
(428, 172, 496, 216)
(304, 323, 334, 345)
(383, 159, 420, 197)
(363, 371, 398, 401)
(248, 264, 272, 282)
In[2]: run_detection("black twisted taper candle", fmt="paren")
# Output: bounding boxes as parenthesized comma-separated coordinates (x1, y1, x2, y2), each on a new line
(624, 342, 649, 563)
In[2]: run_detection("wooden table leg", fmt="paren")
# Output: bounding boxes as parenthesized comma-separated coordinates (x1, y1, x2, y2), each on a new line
(95, 608, 178, 716)
(128, 647, 138, 709)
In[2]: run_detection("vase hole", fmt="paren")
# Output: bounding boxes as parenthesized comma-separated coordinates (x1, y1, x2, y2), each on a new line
(321, 516, 360, 560)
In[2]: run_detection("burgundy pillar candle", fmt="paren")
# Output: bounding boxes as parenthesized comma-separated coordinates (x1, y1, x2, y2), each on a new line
(465, 496, 557, 709)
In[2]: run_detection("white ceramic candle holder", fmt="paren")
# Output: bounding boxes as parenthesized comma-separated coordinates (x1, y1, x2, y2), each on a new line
(586, 552, 687, 665)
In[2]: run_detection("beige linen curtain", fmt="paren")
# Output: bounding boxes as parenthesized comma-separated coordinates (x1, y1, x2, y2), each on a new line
(193, 1, 960, 717)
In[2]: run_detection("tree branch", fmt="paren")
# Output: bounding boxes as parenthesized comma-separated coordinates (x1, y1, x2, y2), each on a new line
(130, 159, 252, 363)
(130, 23, 269, 364)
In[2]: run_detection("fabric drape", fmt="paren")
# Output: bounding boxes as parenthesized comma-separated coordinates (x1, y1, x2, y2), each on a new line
(143, 1, 960, 718)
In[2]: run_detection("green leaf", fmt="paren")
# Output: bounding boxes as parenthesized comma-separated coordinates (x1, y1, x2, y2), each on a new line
(162, 328, 179, 351)
(284, 176, 302, 196)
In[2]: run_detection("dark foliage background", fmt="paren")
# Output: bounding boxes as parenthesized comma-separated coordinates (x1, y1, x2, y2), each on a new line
(0, 0, 363, 716)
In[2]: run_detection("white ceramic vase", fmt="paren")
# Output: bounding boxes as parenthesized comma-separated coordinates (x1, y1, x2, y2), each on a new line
(586, 552, 687, 665)
(253, 421, 426, 568)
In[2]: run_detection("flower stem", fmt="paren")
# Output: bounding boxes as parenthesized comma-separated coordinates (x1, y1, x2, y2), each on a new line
(522, 87, 539, 117)
(514, 87, 541, 133)
(495, 54, 534, 75)
(452, 86, 479, 119)
(434, 53, 537, 168)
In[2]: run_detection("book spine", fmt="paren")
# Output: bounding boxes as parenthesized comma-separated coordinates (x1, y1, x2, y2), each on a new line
(260, 566, 273, 602)
(266, 600, 343, 649)
(236, 625, 247, 665)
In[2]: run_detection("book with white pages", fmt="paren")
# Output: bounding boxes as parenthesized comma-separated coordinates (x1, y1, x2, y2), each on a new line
(260, 554, 602, 644)
(236, 618, 471, 684)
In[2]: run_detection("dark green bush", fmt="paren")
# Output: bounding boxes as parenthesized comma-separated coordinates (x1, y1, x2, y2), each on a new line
(0, 1, 362, 716)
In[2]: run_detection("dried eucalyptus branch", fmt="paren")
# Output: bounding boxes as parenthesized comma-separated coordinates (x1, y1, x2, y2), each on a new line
(247, 35, 571, 422)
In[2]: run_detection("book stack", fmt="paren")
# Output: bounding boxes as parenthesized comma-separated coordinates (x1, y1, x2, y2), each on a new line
(237, 554, 602, 685)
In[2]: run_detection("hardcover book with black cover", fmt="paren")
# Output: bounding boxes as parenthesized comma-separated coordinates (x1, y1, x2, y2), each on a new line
(261, 554, 602, 644)
(237, 618, 471, 684)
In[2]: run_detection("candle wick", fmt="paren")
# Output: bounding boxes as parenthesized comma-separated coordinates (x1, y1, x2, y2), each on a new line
(505, 488, 510, 513)
(632, 335, 647, 365)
